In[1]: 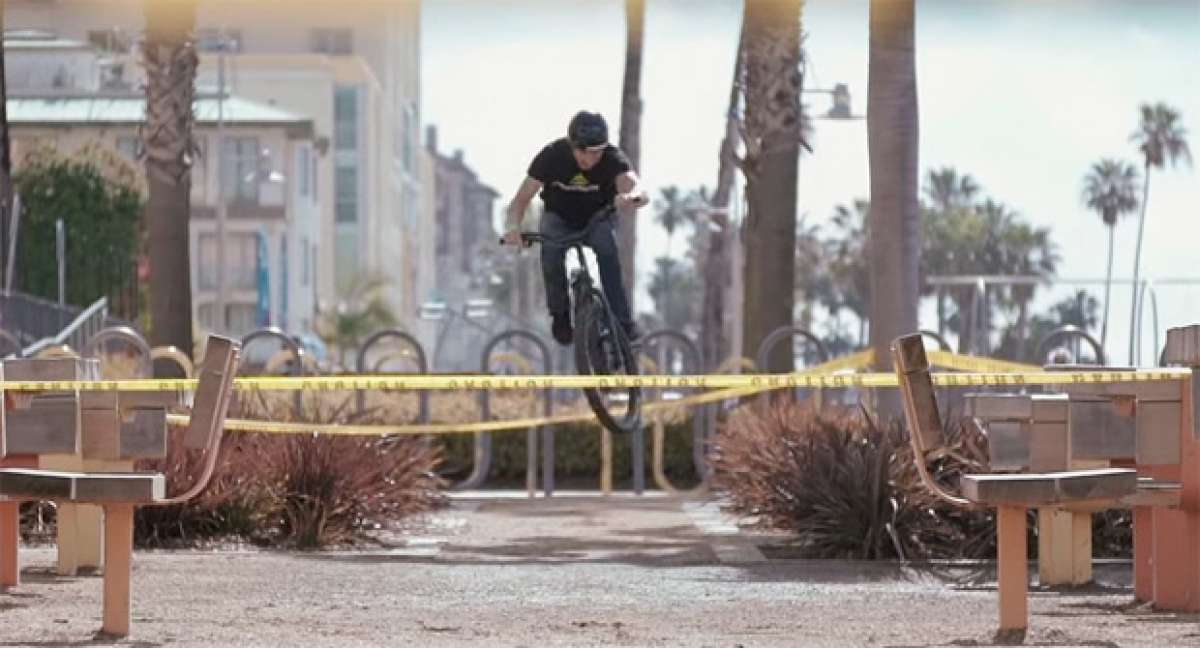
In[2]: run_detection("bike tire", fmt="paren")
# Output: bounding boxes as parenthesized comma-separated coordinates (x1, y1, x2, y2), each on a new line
(573, 292, 642, 434)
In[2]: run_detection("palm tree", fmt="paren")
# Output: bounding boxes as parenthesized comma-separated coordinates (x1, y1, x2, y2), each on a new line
(142, 0, 199, 354)
(827, 200, 871, 344)
(737, 0, 804, 373)
(923, 167, 979, 213)
(655, 185, 686, 258)
(316, 274, 398, 368)
(1081, 159, 1140, 351)
(1127, 102, 1191, 363)
(867, 0, 919, 378)
(617, 0, 645, 311)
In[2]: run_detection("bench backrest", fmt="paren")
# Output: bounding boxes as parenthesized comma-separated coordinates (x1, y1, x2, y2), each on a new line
(892, 334, 971, 507)
(892, 333, 945, 454)
(184, 336, 240, 450)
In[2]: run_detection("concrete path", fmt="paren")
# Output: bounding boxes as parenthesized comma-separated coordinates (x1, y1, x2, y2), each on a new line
(1, 492, 1196, 647)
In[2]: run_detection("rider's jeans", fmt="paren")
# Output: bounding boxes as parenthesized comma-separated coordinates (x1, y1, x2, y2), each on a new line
(539, 210, 633, 326)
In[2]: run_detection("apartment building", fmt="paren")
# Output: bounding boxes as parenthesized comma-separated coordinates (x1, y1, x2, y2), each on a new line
(3, 30, 321, 338)
(5, 0, 427, 331)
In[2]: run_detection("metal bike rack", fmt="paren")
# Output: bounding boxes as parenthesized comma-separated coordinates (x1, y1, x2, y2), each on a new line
(151, 346, 195, 378)
(355, 329, 429, 422)
(755, 325, 831, 371)
(638, 329, 706, 492)
(919, 329, 953, 352)
(82, 325, 153, 377)
(1035, 325, 1106, 366)
(755, 326, 831, 405)
(457, 329, 554, 495)
(240, 327, 306, 415)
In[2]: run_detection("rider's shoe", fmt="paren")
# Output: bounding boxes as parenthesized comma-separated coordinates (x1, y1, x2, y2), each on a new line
(622, 321, 642, 344)
(551, 312, 573, 346)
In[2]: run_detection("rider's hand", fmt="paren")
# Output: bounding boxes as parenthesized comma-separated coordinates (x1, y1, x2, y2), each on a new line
(502, 228, 523, 246)
(615, 192, 649, 211)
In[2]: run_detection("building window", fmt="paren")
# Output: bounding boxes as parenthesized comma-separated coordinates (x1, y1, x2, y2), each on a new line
(87, 29, 131, 53)
(311, 155, 319, 202)
(335, 166, 358, 223)
(222, 137, 261, 204)
(198, 233, 218, 289)
(401, 104, 416, 174)
(196, 29, 242, 53)
(334, 87, 358, 151)
(226, 304, 257, 334)
(301, 236, 311, 287)
(297, 147, 310, 198)
(115, 135, 139, 161)
(198, 303, 216, 329)
(228, 233, 258, 290)
(311, 28, 353, 55)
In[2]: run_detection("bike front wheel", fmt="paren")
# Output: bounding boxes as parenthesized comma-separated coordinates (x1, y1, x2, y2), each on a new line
(573, 291, 642, 434)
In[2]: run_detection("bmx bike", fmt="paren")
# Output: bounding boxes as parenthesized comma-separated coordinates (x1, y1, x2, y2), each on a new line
(501, 207, 642, 434)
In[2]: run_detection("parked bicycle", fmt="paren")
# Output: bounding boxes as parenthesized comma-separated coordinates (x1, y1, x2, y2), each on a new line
(500, 207, 642, 433)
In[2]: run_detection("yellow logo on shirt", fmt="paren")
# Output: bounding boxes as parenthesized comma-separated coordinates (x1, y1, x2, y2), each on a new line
(570, 173, 589, 186)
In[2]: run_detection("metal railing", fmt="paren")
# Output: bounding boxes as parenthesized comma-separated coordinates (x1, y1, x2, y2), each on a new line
(0, 290, 129, 357)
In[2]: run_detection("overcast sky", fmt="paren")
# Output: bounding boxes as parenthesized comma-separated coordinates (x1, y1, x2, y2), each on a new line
(422, 0, 1199, 365)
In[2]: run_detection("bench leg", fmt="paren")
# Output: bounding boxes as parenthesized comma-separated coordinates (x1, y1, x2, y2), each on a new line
(1133, 506, 1154, 602)
(0, 500, 18, 587)
(1038, 509, 1093, 586)
(997, 505, 1029, 632)
(101, 504, 134, 638)
(56, 503, 80, 576)
(76, 504, 105, 572)
(1150, 506, 1200, 611)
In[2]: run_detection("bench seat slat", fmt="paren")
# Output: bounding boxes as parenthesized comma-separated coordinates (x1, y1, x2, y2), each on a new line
(0, 468, 165, 503)
(961, 468, 1137, 506)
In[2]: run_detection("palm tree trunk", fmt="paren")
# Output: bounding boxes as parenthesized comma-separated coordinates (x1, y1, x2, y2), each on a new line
(867, 0, 920, 380)
(0, 8, 13, 289)
(617, 0, 645, 312)
(1128, 163, 1152, 364)
(1101, 224, 1115, 351)
(739, 0, 803, 373)
(699, 18, 747, 369)
(143, 0, 198, 354)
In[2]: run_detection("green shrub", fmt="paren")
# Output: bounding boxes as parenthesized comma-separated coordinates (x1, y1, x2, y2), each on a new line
(438, 416, 702, 490)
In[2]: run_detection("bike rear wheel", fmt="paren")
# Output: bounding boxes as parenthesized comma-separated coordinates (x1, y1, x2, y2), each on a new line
(573, 291, 642, 434)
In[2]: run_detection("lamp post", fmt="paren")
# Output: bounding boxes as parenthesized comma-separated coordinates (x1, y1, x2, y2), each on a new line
(803, 82, 863, 121)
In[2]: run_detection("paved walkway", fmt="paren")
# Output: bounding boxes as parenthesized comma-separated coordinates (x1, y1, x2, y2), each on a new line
(1, 492, 1197, 647)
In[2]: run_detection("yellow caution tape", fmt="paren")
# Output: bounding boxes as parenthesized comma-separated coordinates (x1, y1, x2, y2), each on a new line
(0, 368, 1189, 393)
(163, 355, 863, 437)
(927, 350, 1042, 373)
(165, 382, 772, 437)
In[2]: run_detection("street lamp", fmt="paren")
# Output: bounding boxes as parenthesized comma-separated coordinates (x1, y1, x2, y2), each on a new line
(803, 82, 863, 120)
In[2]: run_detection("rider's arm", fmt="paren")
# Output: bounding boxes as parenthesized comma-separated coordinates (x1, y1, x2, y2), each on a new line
(504, 176, 543, 240)
(615, 171, 649, 210)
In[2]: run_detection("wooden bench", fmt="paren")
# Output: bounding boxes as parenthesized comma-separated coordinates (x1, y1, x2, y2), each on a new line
(0, 335, 240, 637)
(0, 353, 187, 581)
(892, 334, 1138, 635)
(964, 388, 1182, 587)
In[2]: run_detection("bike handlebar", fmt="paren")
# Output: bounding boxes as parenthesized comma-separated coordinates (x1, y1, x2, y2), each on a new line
(499, 205, 616, 248)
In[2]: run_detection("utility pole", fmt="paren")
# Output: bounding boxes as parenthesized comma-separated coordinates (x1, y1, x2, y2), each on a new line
(214, 29, 228, 333)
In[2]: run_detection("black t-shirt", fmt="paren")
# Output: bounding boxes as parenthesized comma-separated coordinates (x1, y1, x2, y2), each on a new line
(527, 138, 632, 228)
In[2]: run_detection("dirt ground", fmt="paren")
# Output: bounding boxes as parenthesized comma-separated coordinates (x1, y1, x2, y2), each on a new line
(2, 493, 1199, 647)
